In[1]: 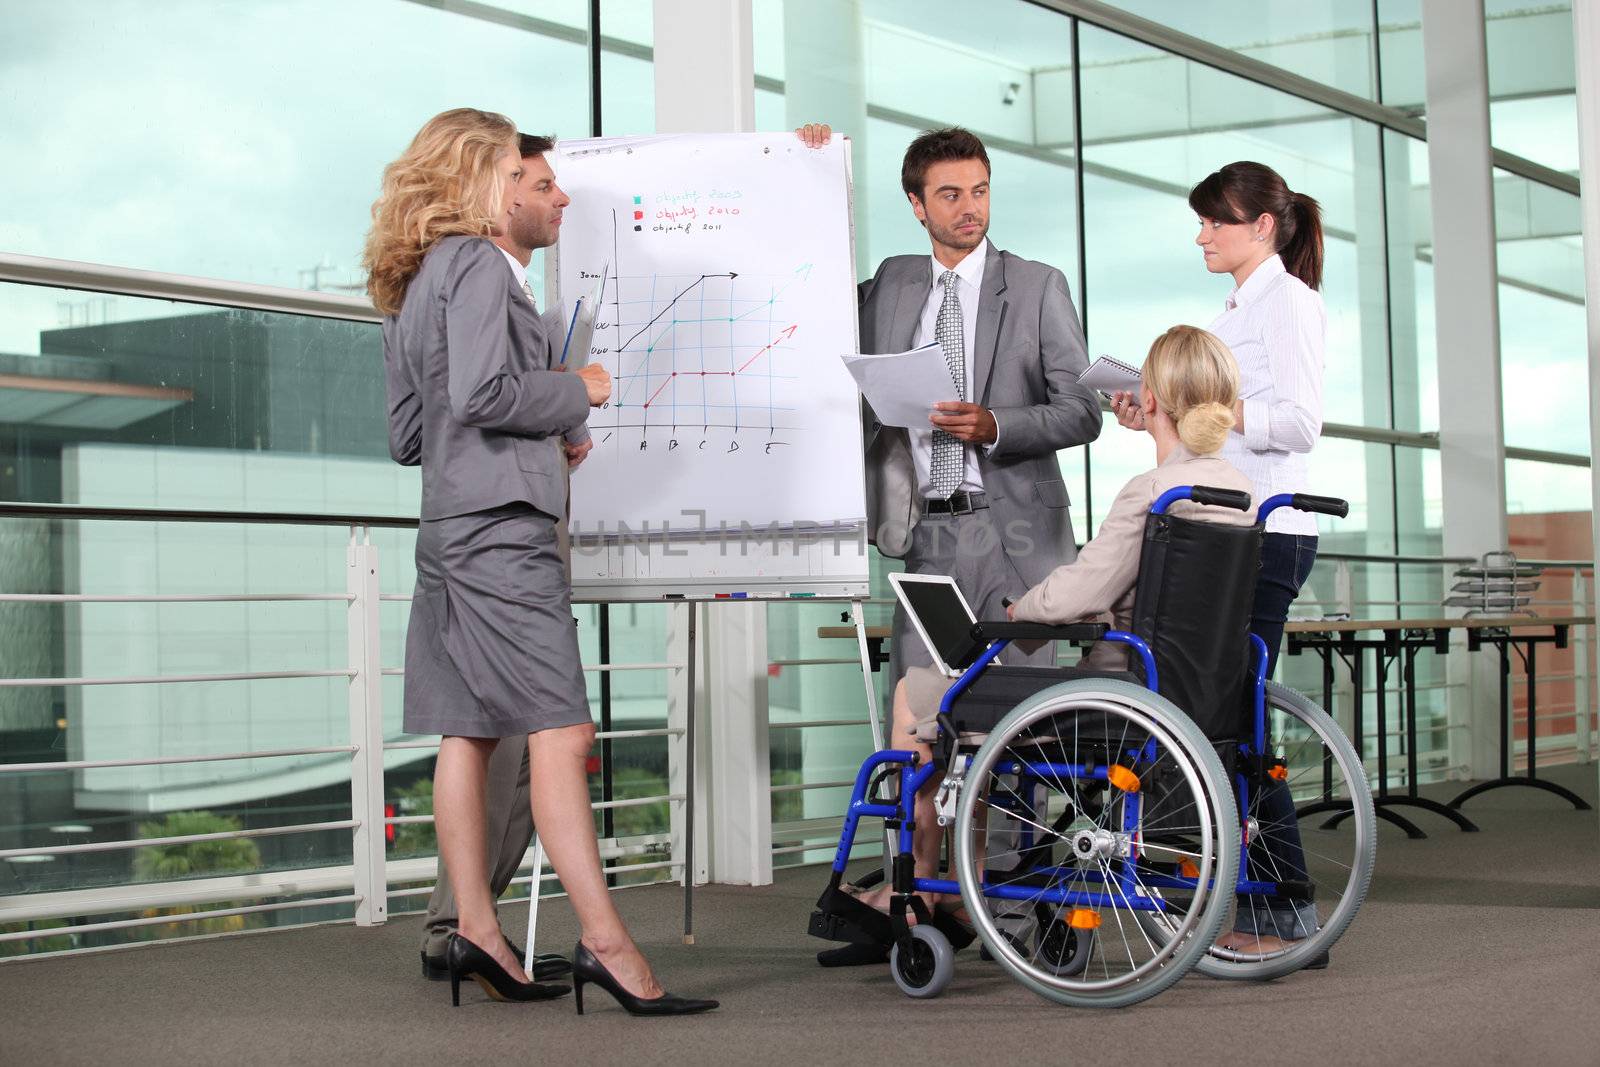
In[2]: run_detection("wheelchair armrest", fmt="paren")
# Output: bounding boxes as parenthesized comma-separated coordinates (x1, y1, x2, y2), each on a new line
(970, 621, 1109, 645)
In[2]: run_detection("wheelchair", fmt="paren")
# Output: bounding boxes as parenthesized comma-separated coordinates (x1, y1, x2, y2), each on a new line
(808, 488, 1377, 1008)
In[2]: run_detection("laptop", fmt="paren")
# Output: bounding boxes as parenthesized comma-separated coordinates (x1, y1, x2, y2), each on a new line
(889, 572, 999, 678)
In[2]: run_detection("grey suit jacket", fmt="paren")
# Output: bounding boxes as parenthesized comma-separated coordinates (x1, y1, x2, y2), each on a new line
(385, 235, 590, 521)
(858, 243, 1101, 586)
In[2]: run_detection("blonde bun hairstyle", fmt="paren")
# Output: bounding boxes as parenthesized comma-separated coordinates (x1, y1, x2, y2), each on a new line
(1143, 325, 1240, 455)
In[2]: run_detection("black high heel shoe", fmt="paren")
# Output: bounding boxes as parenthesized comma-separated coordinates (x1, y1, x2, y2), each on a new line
(570, 942, 718, 1017)
(447, 934, 571, 1007)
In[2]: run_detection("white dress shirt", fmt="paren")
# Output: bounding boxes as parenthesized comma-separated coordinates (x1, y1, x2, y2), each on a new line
(910, 239, 988, 497)
(1208, 254, 1325, 536)
(498, 246, 536, 305)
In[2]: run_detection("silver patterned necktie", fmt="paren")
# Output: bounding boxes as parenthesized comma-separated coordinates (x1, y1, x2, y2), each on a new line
(521, 279, 536, 303)
(931, 269, 966, 499)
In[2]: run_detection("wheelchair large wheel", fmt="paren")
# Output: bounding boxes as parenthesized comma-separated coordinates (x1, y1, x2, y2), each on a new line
(952, 679, 1239, 1009)
(1191, 680, 1376, 980)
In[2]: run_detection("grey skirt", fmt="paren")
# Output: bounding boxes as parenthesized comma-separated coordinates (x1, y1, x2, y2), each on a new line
(403, 503, 591, 738)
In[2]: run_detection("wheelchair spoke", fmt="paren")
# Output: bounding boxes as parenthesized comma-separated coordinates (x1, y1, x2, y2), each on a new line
(1096, 856, 1141, 974)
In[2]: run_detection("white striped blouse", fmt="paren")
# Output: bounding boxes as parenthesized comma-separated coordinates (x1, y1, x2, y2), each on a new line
(1208, 254, 1326, 537)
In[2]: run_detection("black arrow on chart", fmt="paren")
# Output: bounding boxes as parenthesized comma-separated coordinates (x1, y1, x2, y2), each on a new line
(618, 272, 739, 351)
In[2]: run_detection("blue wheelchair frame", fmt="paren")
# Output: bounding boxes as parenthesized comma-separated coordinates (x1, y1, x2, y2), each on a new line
(826, 491, 1310, 918)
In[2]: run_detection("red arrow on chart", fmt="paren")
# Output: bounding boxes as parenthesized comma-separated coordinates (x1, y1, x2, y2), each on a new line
(735, 323, 799, 373)
(642, 323, 800, 408)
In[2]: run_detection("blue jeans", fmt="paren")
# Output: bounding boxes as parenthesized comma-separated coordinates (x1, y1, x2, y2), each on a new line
(1237, 533, 1318, 937)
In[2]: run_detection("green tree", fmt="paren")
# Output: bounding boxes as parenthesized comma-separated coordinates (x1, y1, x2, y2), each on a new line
(132, 811, 263, 938)
(391, 776, 437, 856)
(0, 919, 71, 957)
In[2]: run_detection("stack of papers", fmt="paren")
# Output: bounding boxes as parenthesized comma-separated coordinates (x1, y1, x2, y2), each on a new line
(840, 343, 960, 427)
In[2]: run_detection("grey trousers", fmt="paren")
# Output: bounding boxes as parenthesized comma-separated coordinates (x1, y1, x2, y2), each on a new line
(419, 733, 534, 956)
(888, 509, 1056, 685)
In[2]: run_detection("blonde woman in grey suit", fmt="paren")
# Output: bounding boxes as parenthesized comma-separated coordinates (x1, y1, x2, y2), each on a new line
(368, 109, 715, 1016)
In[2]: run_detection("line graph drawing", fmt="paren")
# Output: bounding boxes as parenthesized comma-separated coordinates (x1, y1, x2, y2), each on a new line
(552, 132, 864, 535)
(590, 211, 809, 449)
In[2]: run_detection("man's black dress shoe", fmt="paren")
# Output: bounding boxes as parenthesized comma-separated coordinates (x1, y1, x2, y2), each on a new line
(423, 934, 571, 982)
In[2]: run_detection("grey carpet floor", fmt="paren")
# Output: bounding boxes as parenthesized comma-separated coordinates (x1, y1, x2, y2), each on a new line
(3, 766, 1598, 1067)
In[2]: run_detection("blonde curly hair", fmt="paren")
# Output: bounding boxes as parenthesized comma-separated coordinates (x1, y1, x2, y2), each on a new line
(363, 108, 518, 316)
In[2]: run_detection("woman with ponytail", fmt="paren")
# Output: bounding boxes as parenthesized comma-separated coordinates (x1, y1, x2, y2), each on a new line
(1115, 162, 1328, 961)
(848, 327, 1252, 925)
(1116, 160, 1327, 670)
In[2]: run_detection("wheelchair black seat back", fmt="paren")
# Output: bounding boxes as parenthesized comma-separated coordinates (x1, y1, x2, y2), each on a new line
(1129, 508, 1261, 739)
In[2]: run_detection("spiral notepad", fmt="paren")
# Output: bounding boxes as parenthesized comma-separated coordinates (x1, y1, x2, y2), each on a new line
(1078, 354, 1142, 398)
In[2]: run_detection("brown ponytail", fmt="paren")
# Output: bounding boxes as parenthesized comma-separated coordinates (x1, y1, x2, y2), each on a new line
(1281, 191, 1324, 292)
(1188, 162, 1324, 291)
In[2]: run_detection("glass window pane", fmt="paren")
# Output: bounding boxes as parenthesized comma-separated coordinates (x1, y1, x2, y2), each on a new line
(0, 282, 407, 514)
(770, 0, 1075, 280)
(1384, 130, 1437, 433)
(1090, 2, 1379, 100)
(1485, 1, 1577, 175)
(0, 1, 592, 289)
(601, 0, 656, 135)
(1495, 173, 1588, 457)
(1078, 23, 1389, 448)
(1377, 0, 1426, 113)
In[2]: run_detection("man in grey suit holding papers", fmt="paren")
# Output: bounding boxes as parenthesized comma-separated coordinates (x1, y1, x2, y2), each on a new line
(800, 124, 1102, 677)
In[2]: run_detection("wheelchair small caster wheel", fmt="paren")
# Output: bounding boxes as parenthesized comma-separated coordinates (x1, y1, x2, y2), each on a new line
(890, 925, 954, 999)
(1038, 920, 1094, 977)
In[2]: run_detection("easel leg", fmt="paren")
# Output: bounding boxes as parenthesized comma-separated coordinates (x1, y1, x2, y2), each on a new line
(683, 601, 697, 946)
(524, 834, 544, 976)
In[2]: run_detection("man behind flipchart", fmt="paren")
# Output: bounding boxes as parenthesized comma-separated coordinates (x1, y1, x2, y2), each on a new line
(798, 123, 1102, 681)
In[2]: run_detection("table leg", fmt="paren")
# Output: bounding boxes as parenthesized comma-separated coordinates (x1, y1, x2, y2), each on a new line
(1321, 644, 1335, 800)
(1375, 645, 1390, 800)
(1449, 634, 1592, 812)
(1393, 638, 1479, 832)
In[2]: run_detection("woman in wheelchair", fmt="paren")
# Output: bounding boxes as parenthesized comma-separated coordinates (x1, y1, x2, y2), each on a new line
(853, 325, 1252, 918)
(813, 326, 1370, 1005)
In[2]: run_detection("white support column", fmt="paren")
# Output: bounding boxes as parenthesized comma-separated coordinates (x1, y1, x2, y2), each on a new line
(653, 0, 755, 134)
(653, 0, 770, 885)
(1421, 0, 1508, 780)
(346, 527, 387, 926)
(1572, 0, 1600, 814)
(705, 604, 773, 884)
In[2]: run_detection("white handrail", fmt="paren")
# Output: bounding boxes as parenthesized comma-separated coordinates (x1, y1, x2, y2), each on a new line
(0, 819, 361, 860)
(0, 745, 357, 774)
(0, 668, 355, 687)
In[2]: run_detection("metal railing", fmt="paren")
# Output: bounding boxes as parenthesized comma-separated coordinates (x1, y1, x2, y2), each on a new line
(761, 552, 1599, 868)
(0, 503, 688, 954)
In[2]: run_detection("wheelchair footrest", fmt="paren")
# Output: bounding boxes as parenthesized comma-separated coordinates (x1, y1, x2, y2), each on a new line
(808, 885, 893, 946)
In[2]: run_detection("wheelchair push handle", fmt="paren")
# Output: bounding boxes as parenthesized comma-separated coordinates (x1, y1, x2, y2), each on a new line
(1290, 493, 1349, 518)
(1150, 485, 1252, 515)
(1257, 492, 1350, 523)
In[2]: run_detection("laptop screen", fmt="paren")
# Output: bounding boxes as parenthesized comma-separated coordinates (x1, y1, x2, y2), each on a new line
(894, 577, 980, 673)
